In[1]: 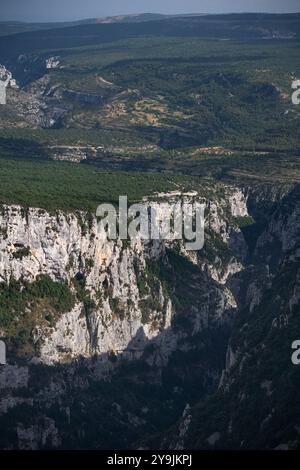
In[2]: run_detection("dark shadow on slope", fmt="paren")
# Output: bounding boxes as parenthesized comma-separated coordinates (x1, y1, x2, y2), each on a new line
(0, 137, 50, 160)
(0, 248, 235, 450)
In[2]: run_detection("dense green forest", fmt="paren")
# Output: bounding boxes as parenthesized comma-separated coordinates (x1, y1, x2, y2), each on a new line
(0, 13, 299, 206)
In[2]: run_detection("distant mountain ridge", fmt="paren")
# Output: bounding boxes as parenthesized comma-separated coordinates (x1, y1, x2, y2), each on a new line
(94, 13, 169, 24)
(1, 12, 299, 62)
(2, 12, 299, 37)
(0, 13, 172, 36)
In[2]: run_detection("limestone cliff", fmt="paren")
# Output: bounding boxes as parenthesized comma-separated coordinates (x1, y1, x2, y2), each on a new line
(0, 187, 250, 449)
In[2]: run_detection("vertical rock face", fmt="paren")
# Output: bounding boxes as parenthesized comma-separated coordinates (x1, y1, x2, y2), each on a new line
(0, 65, 18, 89)
(0, 81, 6, 105)
(0, 64, 18, 104)
(0, 187, 250, 449)
(165, 184, 300, 451)
(0, 205, 164, 365)
(0, 188, 248, 365)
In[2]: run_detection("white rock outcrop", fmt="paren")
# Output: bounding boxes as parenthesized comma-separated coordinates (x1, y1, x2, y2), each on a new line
(0, 188, 248, 367)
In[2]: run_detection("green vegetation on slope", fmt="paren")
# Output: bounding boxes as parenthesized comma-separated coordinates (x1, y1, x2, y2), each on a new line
(0, 157, 194, 211)
(0, 275, 75, 355)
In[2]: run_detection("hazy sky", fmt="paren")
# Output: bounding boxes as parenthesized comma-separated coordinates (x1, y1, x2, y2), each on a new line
(1, 0, 299, 22)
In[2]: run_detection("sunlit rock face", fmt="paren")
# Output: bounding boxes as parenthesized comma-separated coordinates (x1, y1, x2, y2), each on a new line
(0, 187, 251, 449)
(0, 187, 247, 366)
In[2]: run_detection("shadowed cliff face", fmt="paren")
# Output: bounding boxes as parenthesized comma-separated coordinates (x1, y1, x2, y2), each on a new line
(0, 319, 232, 450)
(158, 184, 300, 451)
